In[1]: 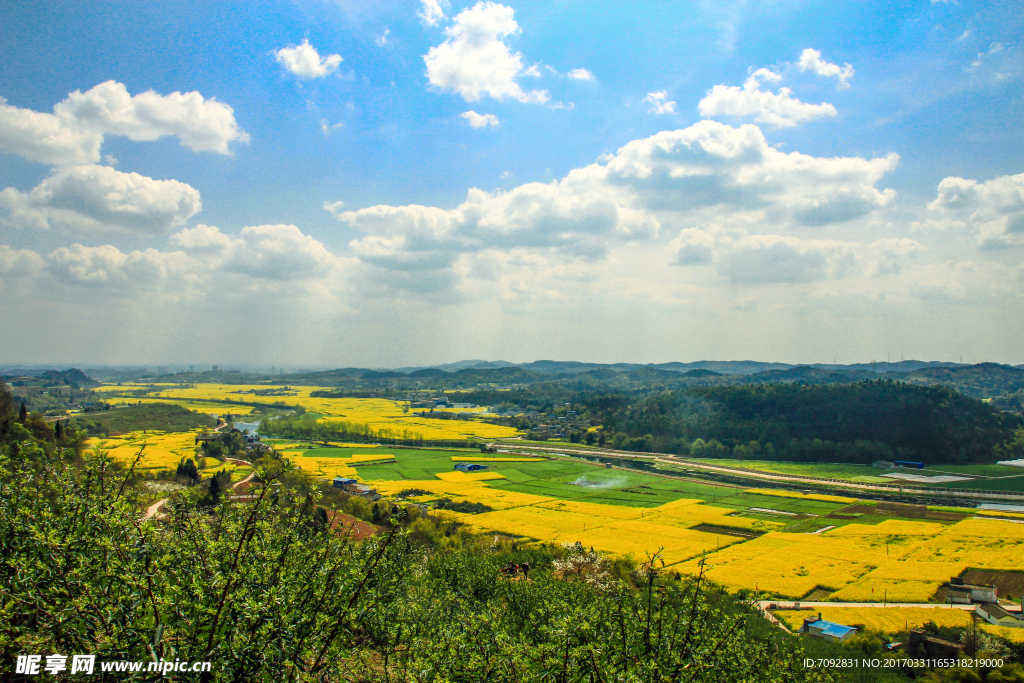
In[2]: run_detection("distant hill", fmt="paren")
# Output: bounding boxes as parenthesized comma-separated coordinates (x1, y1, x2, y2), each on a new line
(744, 366, 876, 385)
(38, 368, 95, 387)
(408, 368, 447, 378)
(595, 380, 1023, 464)
(886, 363, 1024, 399)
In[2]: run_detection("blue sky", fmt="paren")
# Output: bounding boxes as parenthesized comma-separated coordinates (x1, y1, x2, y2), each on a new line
(0, 0, 1021, 367)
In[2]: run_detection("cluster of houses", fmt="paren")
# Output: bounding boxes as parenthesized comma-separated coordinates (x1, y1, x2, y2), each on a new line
(331, 476, 382, 502)
(523, 410, 591, 440)
(194, 430, 270, 454)
(798, 574, 1023, 650)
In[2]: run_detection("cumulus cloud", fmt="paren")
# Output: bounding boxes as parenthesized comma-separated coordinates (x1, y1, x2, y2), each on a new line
(603, 120, 897, 225)
(0, 164, 202, 235)
(423, 2, 549, 103)
(797, 48, 855, 88)
(419, 0, 448, 27)
(0, 82, 248, 165)
(329, 120, 898, 294)
(0, 245, 44, 291)
(671, 229, 922, 284)
(274, 39, 343, 79)
(376, 28, 392, 47)
(170, 223, 335, 280)
(644, 91, 676, 115)
(170, 223, 235, 254)
(698, 68, 836, 128)
(45, 243, 195, 290)
(226, 224, 335, 280)
(567, 68, 595, 81)
(928, 172, 1024, 248)
(461, 110, 500, 128)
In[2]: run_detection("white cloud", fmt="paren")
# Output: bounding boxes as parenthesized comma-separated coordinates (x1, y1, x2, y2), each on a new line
(376, 28, 392, 47)
(671, 229, 922, 284)
(423, 2, 549, 104)
(604, 120, 897, 226)
(644, 91, 676, 115)
(274, 39, 343, 79)
(170, 223, 235, 254)
(698, 68, 836, 128)
(797, 48, 855, 88)
(0, 82, 247, 165)
(226, 224, 335, 280)
(320, 119, 344, 136)
(928, 172, 1024, 248)
(323, 200, 346, 218)
(330, 120, 898, 295)
(460, 111, 500, 128)
(0, 164, 202, 235)
(170, 223, 336, 281)
(0, 245, 44, 291)
(45, 243, 196, 292)
(419, 0, 448, 27)
(567, 68, 595, 81)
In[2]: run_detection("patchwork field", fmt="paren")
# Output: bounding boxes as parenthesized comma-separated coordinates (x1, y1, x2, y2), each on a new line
(687, 458, 1024, 492)
(92, 414, 1024, 615)
(96, 384, 520, 441)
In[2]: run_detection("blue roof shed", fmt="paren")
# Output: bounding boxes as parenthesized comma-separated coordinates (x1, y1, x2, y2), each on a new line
(454, 463, 488, 472)
(803, 619, 857, 642)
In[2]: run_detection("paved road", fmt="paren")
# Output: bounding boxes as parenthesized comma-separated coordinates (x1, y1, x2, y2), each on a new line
(759, 601, 982, 611)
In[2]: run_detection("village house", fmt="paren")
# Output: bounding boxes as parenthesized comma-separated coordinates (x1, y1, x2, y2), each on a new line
(800, 614, 857, 643)
(455, 463, 488, 472)
(976, 602, 1024, 628)
(947, 576, 998, 604)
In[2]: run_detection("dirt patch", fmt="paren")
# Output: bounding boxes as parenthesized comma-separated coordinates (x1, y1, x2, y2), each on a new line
(832, 503, 966, 522)
(877, 502, 928, 518)
(801, 588, 833, 601)
(839, 504, 877, 515)
(925, 510, 968, 522)
(233, 481, 257, 495)
(690, 524, 764, 539)
(329, 511, 384, 541)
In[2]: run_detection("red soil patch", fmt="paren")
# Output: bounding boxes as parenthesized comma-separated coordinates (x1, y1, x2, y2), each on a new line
(328, 510, 384, 541)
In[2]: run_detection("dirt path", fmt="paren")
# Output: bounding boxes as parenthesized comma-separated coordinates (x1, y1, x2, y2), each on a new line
(144, 498, 168, 520)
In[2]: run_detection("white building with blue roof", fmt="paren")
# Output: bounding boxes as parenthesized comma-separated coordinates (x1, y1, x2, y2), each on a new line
(800, 613, 858, 643)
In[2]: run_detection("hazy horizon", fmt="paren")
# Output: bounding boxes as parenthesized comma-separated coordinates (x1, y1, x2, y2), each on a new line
(1, 0, 1022, 367)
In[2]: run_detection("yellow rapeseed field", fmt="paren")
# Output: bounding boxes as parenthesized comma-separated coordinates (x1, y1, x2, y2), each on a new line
(104, 384, 521, 441)
(677, 532, 913, 598)
(775, 607, 974, 633)
(89, 430, 205, 470)
(347, 454, 397, 463)
(745, 489, 859, 504)
(288, 454, 358, 479)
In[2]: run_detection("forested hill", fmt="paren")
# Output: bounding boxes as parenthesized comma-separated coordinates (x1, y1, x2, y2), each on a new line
(589, 380, 1024, 464)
